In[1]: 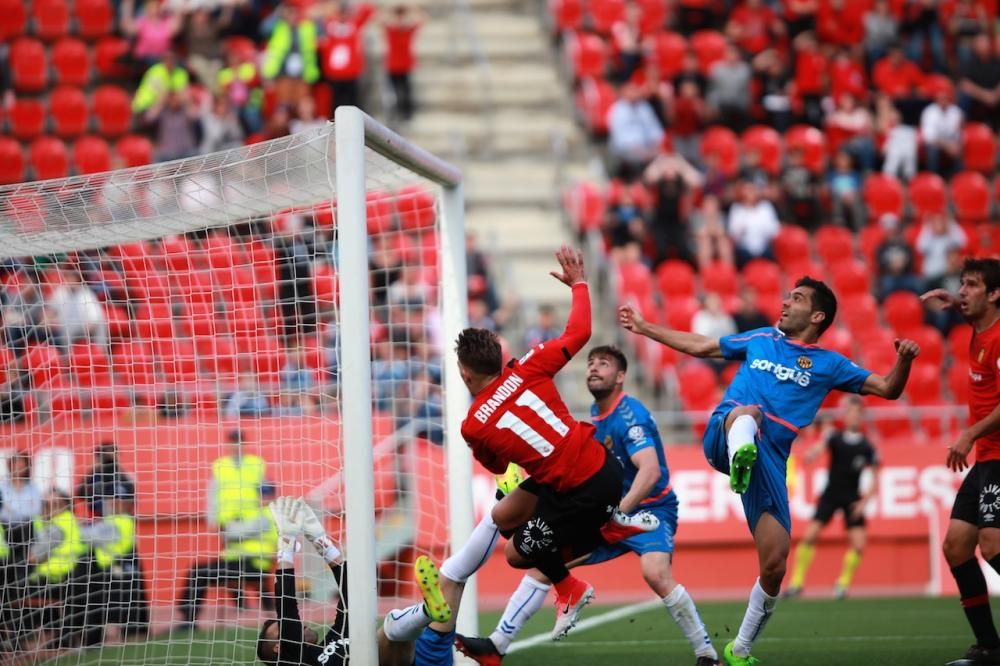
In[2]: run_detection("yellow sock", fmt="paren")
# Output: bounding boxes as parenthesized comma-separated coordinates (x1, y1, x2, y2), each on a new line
(837, 549, 862, 589)
(790, 542, 815, 589)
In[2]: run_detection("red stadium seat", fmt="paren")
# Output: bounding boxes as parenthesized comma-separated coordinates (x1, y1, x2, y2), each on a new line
(111, 340, 156, 389)
(567, 32, 608, 79)
(664, 297, 699, 332)
(24, 343, 65, 388)
(73, 135, 111, 175)
(563, 181, 606, 232)
(637, 0, 669, 33)
(858, 224, 886, 267)
(742, 259, 782, 296)
(8, 98, 46, 141)
(617, 260, 654, 300)
(396, 184, 436, 231)
(949, 324, 972, 364)
(951, 171, 991, 224)
(10, 38, 48, 92)
(90, 389, 132, 415)
(50, 86, 89, 138)
(773, 225, 810, 266)
(75, 0, 114, 39)
(0, 0, 26, 40)
(741, 126, 783, 176)
(576, 77, 617, 136)
(785, 125, 827, 174)
(364, 190, 395, 235)
(648, 32, 687, 78)
(550, 0, 585, 32)
(920, 73, 954, 99)
(153, 339, 198, 383)
(906, 324, 944, 367)
(590, 0, 626, 33)
(949, 362, 968, 403)
(0, 138, 25, 185)
(690, 30, 727, 73)
(135, 302, 174, 339)
(677, 361, 719, 407)
(814, 225, 854, 267)
(94, 36, 131, 78)
(823, 326, 855, 359)
(962, 123, 997, 174)
(701, 260, 738, 297)
(195, 335, 238, 379)
(115, 134, 153, 167)
(701, 126, 739, 176)
(882, 291, 924, 333)
(840, 292, 879, 336)
(29, 136, 69, 180)
(908, 172, 947, 218)
(656, 260, 696, 299)
(69, 342, 113, 387)
(51, 38, 91, 87)
(829, 259, 870, 296)
(31, 0, 70, 41)
(92, 85, 132, 138)
(863, 173, 904, 220)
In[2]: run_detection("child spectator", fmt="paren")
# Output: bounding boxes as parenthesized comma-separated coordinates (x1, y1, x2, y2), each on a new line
(218, 49, 263, 134)
(290, 96, 327, 134)
(828, 151, 864, 229)
(146, 89, 202, 162)
(381, 5, 424, 121)
(875, 214, 922, 300)
(321, 1, 375, 112)
(693, 292, 737, 340)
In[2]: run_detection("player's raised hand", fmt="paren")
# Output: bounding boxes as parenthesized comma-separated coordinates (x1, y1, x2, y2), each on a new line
(269, 496, 304, 539)
(947, 431, 975, 472)
(920, 288, 956, 310)
(893, 338, 920, 360)
(549, 245, 586, 287)
(296, 497, 343, 564)
(618, 303, 646, 334)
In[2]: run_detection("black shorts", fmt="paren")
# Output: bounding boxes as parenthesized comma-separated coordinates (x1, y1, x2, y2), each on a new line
(516, 448, 623, 557)
(814, 492, 866, 529)
(952, 460, 1000, 529)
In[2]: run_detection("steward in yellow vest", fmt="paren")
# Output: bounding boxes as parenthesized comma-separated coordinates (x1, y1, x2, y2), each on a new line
(210, 431, 266, 528)
(28, 493, 86, 584)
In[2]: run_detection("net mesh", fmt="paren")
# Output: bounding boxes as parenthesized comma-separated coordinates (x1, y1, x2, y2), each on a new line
(0, 123, 453, 665)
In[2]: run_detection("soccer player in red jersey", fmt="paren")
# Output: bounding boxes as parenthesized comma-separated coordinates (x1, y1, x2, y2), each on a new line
(924, 258, 1000, 666)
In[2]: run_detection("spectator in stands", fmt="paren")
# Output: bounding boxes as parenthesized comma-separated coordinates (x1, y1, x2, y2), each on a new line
(665, 79, 707, 166)
(372, 335, 411, 411)
(872, 43, 923, 98)
(753, 48, 793, 132)
(875, 214, 922, 300)
(691, 194, 734, 269)
(263, 103, 292, 140)
(370, 235, 404, 310)
(75, 442, 136, 519)
(901, 0, 945, 73)
(381, 5, 424, 121)
(692, 292, 736, 374)
(726, 0, 784, 56)
(605, 187, 646, 250)
(320, 1, 375, 112)
(734, 286, 771, 332)
(387, 264, 431, 310)
(784, 0, 818, 38)
(0, 357, 26, 424)
(465, 232, 499, 313)
(523, 304, 561, 350)
(200, 95, 244, 154)
(132, 51, 190, 114)
(1, 274, 50, 353)
(828, 151, 865, 230)
(924, 247, 965, 333)
(863, 0, 899, 67)
(877, 94, 918, 181)
(219, 49, 263, 134)
(947, 0, 990, 69)
(608, 82, 665, 181)
(707, 43, 752, 131)
(181, 5, 233, 91)
(146, 89, 202, 162)
(47, 266, 107, 350)
(817, 0, 866, 47)
(826, 92, 876, 172)
(727, 181, 780, 266)
(402, 367, 443, 443)
(673, 51, 708, 98)
(0, 451, 41, 590)
(273, 216, 317, 340)
(262, 3, 320, 107)
(958, 34, 1000, 129)
(289, 96, 326, 134)
(781, 148, 821, 230)
(121, 0, 181, 67)
(467, 297, 497, 332)
(793, 32, 829, 128)
(829, 46, 868, 103)
(676, 0, 720, 34)
(611, 1, 645, 84)
(644, 149, 703, 267)
(224, 371, 272, 418)
(919, 89, 963, 176)
(917, 213, 967, 283)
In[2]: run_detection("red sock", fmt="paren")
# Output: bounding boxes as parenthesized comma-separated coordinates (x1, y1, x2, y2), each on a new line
(553, 575, 583, 598)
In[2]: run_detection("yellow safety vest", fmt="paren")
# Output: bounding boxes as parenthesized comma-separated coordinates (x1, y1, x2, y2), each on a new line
(218, 62, 263, 107)
(221, 506, 277, 571)
(32, 510, 86, 582)
(95, 514, 136, 571)
(132, 63, 190, 113)
(0, 524, 8, 559)
(213, 454, 265, 526)
(262, 19, 319, 83)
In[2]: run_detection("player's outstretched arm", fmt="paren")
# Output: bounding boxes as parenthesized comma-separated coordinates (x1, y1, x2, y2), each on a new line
(920, 288, 957, 310)
(860, 338, 920, 399)
(618, 303, 723, 358)
(547, 245, 592, 357)
(297, 497, 344, 568)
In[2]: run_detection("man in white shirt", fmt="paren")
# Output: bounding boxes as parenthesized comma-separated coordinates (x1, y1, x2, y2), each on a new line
(1, 451, 43, 601)
(607, 82, 665, 181)
(46, 268, 108, 351)
(920, 90, 964, 176)
(728, 182, 781, 266)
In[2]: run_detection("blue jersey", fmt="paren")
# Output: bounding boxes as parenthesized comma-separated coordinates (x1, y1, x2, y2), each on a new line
(591, 394, 673, 506)
(719, 327, 872, 453)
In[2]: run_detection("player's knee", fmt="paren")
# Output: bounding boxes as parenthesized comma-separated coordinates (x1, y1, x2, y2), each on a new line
(943, 534, 976, 566)
(761, 553, 787, 584)
(731, 405, 763, 424)
(504, 540, 532, 569)
(979, 533, 1000, 561)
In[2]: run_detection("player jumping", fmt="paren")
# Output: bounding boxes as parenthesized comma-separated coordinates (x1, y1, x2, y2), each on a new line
(923, 258, 1000, 666)
(785, 395, 880, 600)
(454, 344, 718, 665)
(620, 276, 919, 665)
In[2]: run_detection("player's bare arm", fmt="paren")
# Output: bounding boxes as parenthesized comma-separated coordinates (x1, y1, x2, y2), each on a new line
(920, 288, 957, 310)
(949, 404, 1000, 472)
(617, 448, 661, 515)
(859, 338, 920, 399)
(618, 303, 723, 359)
(549, 245, 587, 287)
(850, 460, 880, 520)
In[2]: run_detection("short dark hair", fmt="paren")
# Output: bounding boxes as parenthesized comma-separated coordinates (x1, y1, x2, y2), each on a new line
(588, 345, 628, 372)
(257, 620, 278, 665)
(795, 276, 837, 336)
(962, 257, 1000, 305)
(455, 328, 502, 376)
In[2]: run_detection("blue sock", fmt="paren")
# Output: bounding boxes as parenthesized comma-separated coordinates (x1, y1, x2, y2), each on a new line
(413, 627, 455, 666)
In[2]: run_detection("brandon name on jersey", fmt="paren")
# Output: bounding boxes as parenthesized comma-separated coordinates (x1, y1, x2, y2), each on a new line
(472, 374, 526, 424)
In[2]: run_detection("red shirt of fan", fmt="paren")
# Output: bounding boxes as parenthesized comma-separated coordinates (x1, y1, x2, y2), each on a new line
(461, 283, 606, 493)
(384, 24, 419, 74)
(728, 4, 777, 55)
(795, 50, 828, 96)
(321, 6, 374, 80)
(969, 319, 1000, 462)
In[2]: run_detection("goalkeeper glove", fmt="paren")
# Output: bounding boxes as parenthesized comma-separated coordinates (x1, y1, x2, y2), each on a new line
(269, 496, 304, 565)
(297, 497, 343, 564)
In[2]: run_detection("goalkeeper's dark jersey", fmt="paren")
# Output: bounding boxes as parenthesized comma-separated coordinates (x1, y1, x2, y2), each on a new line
(276, 564, 349, 666)
(822, 430, 878, 500)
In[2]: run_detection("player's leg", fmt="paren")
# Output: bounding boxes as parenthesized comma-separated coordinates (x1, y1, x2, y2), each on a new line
(383, 556, 452, 642)
(640, 551, 719, 664)
(455, 569, 552, 664)
(787, 517, 826, 597)
(724, 406, 763, 494)
(834, 522, 867, 599)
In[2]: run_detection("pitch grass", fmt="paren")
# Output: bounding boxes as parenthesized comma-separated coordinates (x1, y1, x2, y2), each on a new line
(49, 597, 969, 665)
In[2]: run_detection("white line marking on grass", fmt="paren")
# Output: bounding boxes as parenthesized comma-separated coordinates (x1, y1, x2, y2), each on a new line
(506, 600, 662, 653)
(514, 634, 961, 651)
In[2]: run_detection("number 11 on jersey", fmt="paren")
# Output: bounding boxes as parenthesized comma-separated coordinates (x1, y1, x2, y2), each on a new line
(494, 390, 570, 457)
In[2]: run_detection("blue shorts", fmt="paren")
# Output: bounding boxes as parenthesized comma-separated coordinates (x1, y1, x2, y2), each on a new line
(584, 494, 678, 564)
(703, 404, 792, 535)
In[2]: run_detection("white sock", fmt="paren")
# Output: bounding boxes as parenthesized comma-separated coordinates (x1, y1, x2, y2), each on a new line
(733, 578, 778, 657)
(727, 415, 759, 466)
(489, 575, 551, 654)
(383, 602, 431, 642)
(663, 584, 717, 660)
(439, 514, 499, 583)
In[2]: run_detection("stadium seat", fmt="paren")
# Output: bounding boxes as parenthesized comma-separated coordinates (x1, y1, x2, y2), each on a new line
(75, 0, 114, 39)
(92, 85, 132, 137)
(677, 361, 719, 407)
(905, 324, 944, 367)
(857, 224, 886, 267)
(31, 0, 70, 41)
(563, 181, 606, 232)
(0, 138, 24, 185)
(664, 297, 699, 332)
(69, 342, 113, 387)
(773, 225, 810, 266)
(882, 291, 924, 333)
(115, 134, 153, 167)
(948, 362, 968, 403)
(567, 32, 608, 79)
(823, 326, 854, 358)
(111, 340, 156, 389)
(550, 0, 585, 32)
(656, 260, 696, 299)
(90, 389, 132, 415)
(576, 77, 616, 136)
(135, 302, 175, 339)
(0, 0, 26, 40)
(24, 343, 65, 388)
(50, 86, 89, 138)
(908, 172, 947, 218)
(590, 0, 626, 33)
(862, 173, 904, 220)
(51, 38, 91, 87)
(153, 339, 198, 383)
(10, 38, 48, 92)
(701, 260, 738, 298)
(839, 293, 879, 336)
(396, 184, 436, 231)
(948, 324, 972, 364)
(29, 136, 70, 181)
(365, 190, 395, 235)
(700, 127, 740, 176)
(829, 260, 869, 296)
(741, 259, 782, 296)
(617, 260, 654, 300)
(962, 123, 997, 174)
(648, 32, 687, 78)
(920, 73, 954, 99)
(785, 125, 827, 174)
(951, 171, 991, 224)
(815, 225, 855, 267)
(741, 126, 783, 176)
(94, 36, 130, 78)
(72, 135, 112, 175)
(313, 261, 338, 308)
(8, 98, 46, 141)
(690, 30, 727, 73)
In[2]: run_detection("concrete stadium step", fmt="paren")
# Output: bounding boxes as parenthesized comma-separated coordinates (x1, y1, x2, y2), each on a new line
(465, 207, 565, 253)
(413, 66, 565, 112)
(370, 14, 548, 64)
(462, 159, 590, 207)
(402, 110, 583, 156)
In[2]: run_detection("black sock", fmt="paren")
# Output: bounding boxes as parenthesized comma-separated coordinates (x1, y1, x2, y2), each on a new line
(952, 558, 1000, 649)
(532, 549, 569, 586)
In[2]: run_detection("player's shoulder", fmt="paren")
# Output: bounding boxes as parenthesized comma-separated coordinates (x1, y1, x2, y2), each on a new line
(729, 326, 779, 342)
(617, 394, 653, 424)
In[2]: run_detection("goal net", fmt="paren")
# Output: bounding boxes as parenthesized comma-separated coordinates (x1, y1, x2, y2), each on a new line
(0, 107, 472, 665)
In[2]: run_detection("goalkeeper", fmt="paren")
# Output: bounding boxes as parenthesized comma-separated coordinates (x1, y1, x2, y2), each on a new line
(257, 497, 452, 666)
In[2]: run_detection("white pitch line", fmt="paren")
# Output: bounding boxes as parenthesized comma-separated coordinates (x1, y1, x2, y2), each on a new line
(506, 600, 662, 654)
(516, 634, 961, 650)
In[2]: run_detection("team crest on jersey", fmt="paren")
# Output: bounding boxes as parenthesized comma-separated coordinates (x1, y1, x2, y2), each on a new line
(797, 356, 813, 370)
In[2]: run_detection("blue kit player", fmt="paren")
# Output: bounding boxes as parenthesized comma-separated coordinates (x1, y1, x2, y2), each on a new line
(619, 277, 920, 665)
(455, 345, 718, 666)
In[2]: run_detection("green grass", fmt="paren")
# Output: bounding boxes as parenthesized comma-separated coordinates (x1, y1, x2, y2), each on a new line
(45, 596, 971, 665)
